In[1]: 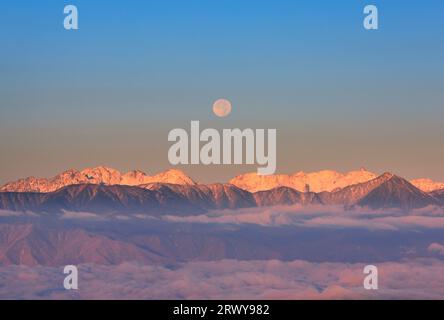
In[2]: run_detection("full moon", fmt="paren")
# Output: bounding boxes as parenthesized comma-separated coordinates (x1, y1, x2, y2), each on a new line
(212, 99, 232, 117)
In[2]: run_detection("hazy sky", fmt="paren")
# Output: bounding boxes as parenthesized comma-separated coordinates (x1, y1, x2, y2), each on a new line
(1, 0, 443, 184)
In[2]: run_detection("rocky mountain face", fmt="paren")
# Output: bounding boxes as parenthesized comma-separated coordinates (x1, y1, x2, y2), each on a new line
(230, 169, 444, 193)
(318, 172, 396, 206)
(0, 173, 442, 213)
(429, 189, 444, 204)
(140, 183, 257, 210)
(411, 179, 444, 193)
(253, 187, 323, 207)
(251, 173, 441, 209)
(0, 184, 199, 216)
(0, 183, 259, 215)
(2, 166, 444, 194)
(0, 167, 196, 193)
(229, 168, 378, 193)
(357, 175, 440, 210)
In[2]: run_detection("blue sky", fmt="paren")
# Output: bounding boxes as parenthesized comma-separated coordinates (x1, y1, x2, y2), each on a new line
(0, 0, 443, 183)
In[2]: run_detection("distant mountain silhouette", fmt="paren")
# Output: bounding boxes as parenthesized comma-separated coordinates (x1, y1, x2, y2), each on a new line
(0, 224, 167, 266)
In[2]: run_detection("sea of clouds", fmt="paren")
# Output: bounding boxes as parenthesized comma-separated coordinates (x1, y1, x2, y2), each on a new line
(2, 205, 444, 299)
(2, 259, 444, 299)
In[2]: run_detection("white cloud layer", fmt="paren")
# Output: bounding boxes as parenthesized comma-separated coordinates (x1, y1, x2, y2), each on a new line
(5, 205, 444, 232)
(163, 205, 444, 230)
(1, 259, 444, 300)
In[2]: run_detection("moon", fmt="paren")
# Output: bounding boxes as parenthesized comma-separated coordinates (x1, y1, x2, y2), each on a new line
(212, 99, 232, 117)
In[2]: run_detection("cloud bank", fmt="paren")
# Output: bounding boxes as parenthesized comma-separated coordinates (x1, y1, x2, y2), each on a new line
(163, 205, 444, 231)
(2, 259, 444, 300)
(5, 205, 444, 232)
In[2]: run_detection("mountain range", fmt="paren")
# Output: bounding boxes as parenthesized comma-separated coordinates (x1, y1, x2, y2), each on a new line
(1, 167, 444, 268)
(0, 167, 443, 213)
(0, 167, 196, 193)
(2, 166, 443, 194)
